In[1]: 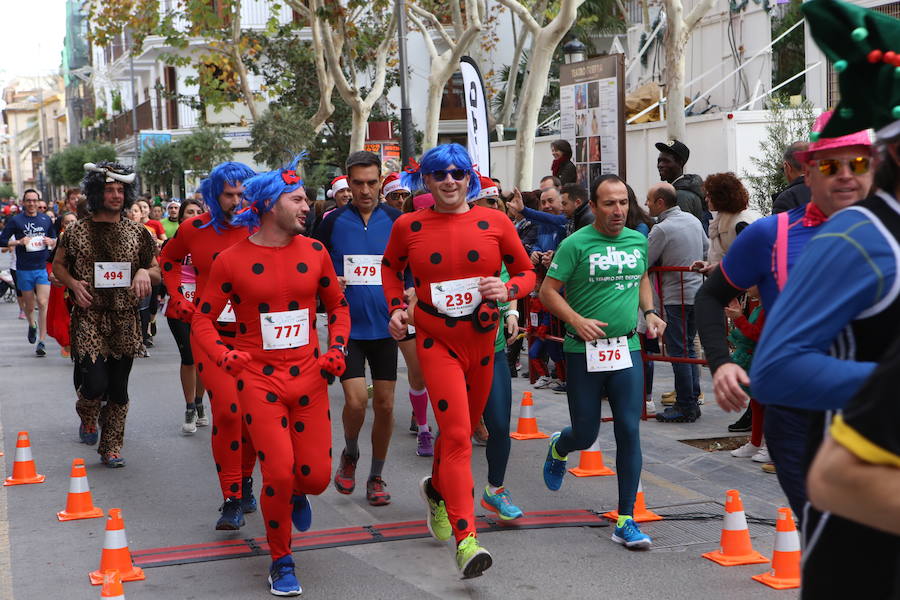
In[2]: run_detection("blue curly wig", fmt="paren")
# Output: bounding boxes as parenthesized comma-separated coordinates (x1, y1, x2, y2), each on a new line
(232, 154, 306, 230)
(199, 161, 257, 232)
(401, 143, 481, 200)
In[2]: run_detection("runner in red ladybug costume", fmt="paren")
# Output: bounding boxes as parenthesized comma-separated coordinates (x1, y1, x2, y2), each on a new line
(381, 143, 535, 578)
(192, 155, 350, 596)
(159, 161, 260, 531)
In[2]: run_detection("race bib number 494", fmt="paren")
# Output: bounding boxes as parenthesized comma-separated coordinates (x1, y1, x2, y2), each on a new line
(431, 277, 482, 317)
(260, 309, 309, 350)
(343, 255, 382, 286)
(586, 336, 632, 372)
(94, 262, 131, 289)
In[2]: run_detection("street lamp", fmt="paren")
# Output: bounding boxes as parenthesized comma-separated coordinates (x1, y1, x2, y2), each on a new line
(563, 39, 587, 64)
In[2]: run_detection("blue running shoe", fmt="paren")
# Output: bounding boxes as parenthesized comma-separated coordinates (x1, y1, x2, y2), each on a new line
(612, 518, 652, 550)
(241, 477, 258, 513)
(481, 486, 524, 520)
(291, 494, 312, 532)
(268, 555, 302, 596)
(543, 432, 568, 491)
(79, 423, 98, 445)
(215, 497, 245, 530)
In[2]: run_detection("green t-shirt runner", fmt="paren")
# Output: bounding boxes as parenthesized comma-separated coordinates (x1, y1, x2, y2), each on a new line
(546, 225, 648, 353)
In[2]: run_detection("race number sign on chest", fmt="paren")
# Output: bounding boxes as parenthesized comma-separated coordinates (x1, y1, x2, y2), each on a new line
(586, 336, 632, 372)
(217, 301, 236, 323)
(181, 283, 197, 303)
(261, 309, 309, 350)
(94, 262, 131, 288)
(431, 277, 481, 317)
(25, 236, 46, 252)
(343, 255, 382, 286)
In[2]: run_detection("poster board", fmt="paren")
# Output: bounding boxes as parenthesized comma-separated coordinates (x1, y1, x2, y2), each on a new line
(559, 54, 626, 187)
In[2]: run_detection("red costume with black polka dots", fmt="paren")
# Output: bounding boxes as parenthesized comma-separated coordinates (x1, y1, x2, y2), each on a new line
(192, 235, 350, 560)
(159, 213, 257, 501)
(381, 206, 535, 542)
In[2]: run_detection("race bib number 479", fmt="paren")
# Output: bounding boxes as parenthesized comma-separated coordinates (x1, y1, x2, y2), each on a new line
(94, 262, 131, 289)
(343, 255, 382, 286)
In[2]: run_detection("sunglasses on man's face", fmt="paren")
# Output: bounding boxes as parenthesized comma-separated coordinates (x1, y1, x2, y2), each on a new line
(814, 157, 871, 177)
(427, 169, 467, 182)
(485, 198, 498, 205)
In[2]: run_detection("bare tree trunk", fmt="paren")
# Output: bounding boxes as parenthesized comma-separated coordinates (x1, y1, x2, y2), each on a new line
(285, 0, 336, 132)
(500, 0, 584, 189)
(230, 0, 259, 123)
(349, 103, 368, 152)
(663, 0, 715, 142)
(423, 61, 449, 149)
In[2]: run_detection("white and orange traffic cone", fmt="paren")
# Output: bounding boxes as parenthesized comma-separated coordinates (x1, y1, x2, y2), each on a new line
(58, 458, 104, 521)
(4, 431, 45, 486)
(752, 507, 801, 589)
(603, 480, 663, 522)
(702, 489, 769, 566)
(100, 571, 125, 599)
(510, 391, 549, 440)
(568, 435, 615, 476)
(89, 508, 145, 585)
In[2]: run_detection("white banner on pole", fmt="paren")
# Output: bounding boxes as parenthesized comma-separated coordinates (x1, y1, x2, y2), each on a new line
(459, 56, 491, 177)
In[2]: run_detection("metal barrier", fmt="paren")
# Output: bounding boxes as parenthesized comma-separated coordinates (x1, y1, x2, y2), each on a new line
(519, 265, 711, 421)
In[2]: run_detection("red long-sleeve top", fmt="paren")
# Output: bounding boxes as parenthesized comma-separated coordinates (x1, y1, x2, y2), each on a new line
(159, 214, 250, 323)
(192, 236, 350, 368)
(381, 206, 535, 315)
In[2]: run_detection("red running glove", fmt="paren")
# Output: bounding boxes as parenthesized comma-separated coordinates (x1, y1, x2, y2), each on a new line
(166, 295, 195, 323)
(218, 349, 251, 376)
(318, 346, 346, 379)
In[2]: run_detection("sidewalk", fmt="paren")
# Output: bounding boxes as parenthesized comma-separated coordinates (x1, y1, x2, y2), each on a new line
(0, 300, 787, 599)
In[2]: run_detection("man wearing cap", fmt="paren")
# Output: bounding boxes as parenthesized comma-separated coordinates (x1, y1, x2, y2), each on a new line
(695, 108, 875, 523)
(162, 200, 181, 238)
(747, 1, 900, 594)
(382, 172, 411, 210)
(655, 140, 706, 230)
(315, 151, 408, 506)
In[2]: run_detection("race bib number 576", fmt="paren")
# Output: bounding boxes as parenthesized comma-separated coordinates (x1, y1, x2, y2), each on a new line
(586, 336, 632, 372)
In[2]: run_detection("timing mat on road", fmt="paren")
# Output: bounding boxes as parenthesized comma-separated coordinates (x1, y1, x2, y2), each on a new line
(131, 508, 610, 568)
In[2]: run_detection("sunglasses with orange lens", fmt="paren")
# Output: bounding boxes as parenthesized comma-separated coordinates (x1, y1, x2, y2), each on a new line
(815, 157, 871, 177)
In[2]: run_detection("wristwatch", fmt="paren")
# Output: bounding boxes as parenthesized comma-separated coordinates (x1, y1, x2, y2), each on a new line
(643, 309, 660, 318)
(330, 344, 348, 356)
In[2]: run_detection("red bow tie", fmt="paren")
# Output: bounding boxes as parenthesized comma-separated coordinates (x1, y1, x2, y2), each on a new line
(802, 202, 828, 228)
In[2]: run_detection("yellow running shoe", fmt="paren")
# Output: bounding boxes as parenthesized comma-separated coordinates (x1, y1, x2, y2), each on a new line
(456, 532, 492, 578)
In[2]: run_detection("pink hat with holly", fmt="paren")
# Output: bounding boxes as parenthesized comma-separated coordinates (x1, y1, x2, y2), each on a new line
(795, 110, 874, 163)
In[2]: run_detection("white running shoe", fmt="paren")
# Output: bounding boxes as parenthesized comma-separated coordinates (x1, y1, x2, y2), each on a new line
(730, 441, 760, 458)
(182, 407, 198, 435)
(533, 375, 554, 389)
(752, 447, 771, 463)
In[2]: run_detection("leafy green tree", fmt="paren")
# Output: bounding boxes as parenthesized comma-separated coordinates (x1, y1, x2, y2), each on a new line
(138, 142, 185, 195)
(772, 0, 805, 97)
(46, 142, 117, 187)
(743, 95, 817, 215)
(0, 183, 15, 199)
(175, 126, 234, 178)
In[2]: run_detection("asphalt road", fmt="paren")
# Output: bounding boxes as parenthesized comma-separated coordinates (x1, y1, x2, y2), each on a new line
(0, 297, 795, 599)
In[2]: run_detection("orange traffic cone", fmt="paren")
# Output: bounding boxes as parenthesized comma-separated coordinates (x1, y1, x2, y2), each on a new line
(702, 489, 769, 566)
(568, 435, 615, 476)
(100, 571, 125, 599)
(603, 480, 663, 522)
(89, 508, 145, 585)
(510, 392, 549, 440)
(4, 431, 45, 486)
(58, 458, 104, 521)
(752, 507, 801, 589)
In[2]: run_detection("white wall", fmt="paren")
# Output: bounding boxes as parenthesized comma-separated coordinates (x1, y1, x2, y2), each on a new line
(626, 0, 773, 114)
(490, 111, 774, 196)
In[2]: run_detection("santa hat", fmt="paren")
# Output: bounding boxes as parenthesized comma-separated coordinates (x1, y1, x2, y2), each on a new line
(474, 175, 499, 200)
(327, 175, 349, 198)
(382, 172, 409, 196)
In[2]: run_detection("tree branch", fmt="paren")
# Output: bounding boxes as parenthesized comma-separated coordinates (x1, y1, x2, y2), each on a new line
(406, 10, 439, 58)
(230, 0, 259, 122)
(409, 3, 455, 49)
(499, 28, 530, 126)
(684, 0, 716, 32)
(495, 0, 540, 34)
(450, 0, 464, 38)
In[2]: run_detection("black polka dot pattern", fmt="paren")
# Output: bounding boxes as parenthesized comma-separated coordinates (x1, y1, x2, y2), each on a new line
(319, 277, 330, 287)
(269, 520, 279, 528)
(200, 302, 211, 314)
(477, 220, 489, 230)
(263, 365, 274, 375)
(467, 250, 479, 262)
(299, 396, 310, 406)
(423, 338, 434, 349)
(296, 262, 308, 273)
(265, 486, 275, 497)
(230, 403, 238, 413)
(230, 483, 239, 493)
(288, 301, 299, 310)
(258, 302, 270, 313)
(221, 282, 232, 293)
(163, 262, 173, 272)
(281, 416, 288, 428)
(481, 355, 490, 366)
(294, 421, 305, 432)
(237, 380, 244, 391)
(438, 399, 448, 411)
(300, 465, 311, 476)
(457, 519, 468, 530)
(411, 220, 422, 232)
(266, 392, 277, 403)
(503, 254, 515, 264)
(289, 366, 300, 377)
(430, 253, 442, 264)
(230, 441, 239, 451)
(245, 414, 252, 424)
(312, 242, 323, 251)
